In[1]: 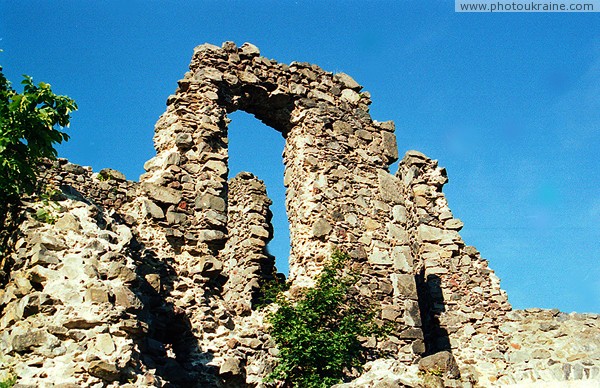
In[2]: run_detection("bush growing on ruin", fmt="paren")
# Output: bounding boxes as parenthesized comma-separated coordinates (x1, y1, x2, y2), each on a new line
(0, 65, 76, 204)
(266, 250, 388, 388)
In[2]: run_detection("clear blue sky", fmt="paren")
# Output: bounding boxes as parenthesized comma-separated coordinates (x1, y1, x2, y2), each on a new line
(1, 1, 598, 313)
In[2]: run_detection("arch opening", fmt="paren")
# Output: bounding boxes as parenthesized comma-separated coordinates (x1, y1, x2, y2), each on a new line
(227, 110, 290, 276)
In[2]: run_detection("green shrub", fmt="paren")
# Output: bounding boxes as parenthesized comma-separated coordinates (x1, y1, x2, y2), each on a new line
(33, 207, 56, 224)
(266, 250, 388, 388)
(31, 186, 62, 224)
(96, 170, 112, 181)
(0, 65, 76, 203)
(256, 278, 289, 309)
(0, 374, 16, 388)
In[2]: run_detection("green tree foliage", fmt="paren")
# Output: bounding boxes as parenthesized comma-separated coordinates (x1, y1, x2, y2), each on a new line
(266, 250, 388, 388)
(0, 65, 77, 202)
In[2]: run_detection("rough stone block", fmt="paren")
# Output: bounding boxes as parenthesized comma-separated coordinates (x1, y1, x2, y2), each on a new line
(403, 299, 422, 327)
(85, 286, 109, 304)
(418, 351, 460, 379)
(392, 246, 413, 272)
(195, 193, 226, 212)
(142, 182, 182, 205)
(198, 229, 226, 242)
(369, 248, 392, 265)
(88, 360, 120, 382)
(445, 218, 464, 230)
(166, 210, 187, 225)
(417, 224, 445, 243)
(94, 333, 116, 355)
(391, 273, 418, 300)
(377, 170, 403, 204)
(387, 223, 409, 243)
(382, 131, 399, 162)
(381, 305, 403, 321)
(198, 256, 223, 275)
(12, 330, 49, 353)
(114, 286, 143, 311)
(312, 218, 332, 238)
(334, 72, 361, 90)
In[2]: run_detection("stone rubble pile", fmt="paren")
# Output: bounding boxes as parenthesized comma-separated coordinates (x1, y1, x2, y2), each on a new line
(1, 42, 598, 387)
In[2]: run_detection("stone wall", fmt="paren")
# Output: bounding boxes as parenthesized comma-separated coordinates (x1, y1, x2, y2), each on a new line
(221, 172, 278, 316)
(135, 40, 422, 360)
(0, 192, 149, 386)
(37, 158, 139, 213)
(395, 151, 512, 356)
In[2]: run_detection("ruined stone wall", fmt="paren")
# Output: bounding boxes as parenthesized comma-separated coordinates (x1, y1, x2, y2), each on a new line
(135, 41, 422, 360)
(37, 158, 139, 213)
(0, 189, 149, 386)
(1, 42, 598, 387)
(395, 151, 511, 357)
(221, 172, 277, 316)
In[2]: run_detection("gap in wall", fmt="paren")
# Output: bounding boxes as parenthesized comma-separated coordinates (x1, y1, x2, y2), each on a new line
(227, 110, 290, 276)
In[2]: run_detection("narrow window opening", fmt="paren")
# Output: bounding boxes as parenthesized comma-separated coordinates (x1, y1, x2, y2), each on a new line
(227, 110, 290, 277)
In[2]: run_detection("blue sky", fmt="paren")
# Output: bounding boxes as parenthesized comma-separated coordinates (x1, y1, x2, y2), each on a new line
(1, 1, 598, 313)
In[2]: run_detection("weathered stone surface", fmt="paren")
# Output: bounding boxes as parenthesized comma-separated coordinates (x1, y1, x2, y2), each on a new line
(334, 72, 361, 90)
(85, 286, 109, 304)
(381, 132, 398, 162)
(195, 193, 226, 211)
(198, 256, 223, 275)
(141, 199, 165, 219)
(391, 274, 418, 300)
(340, 88, 360, 103)
(391, 246, 413, 272)
(29, 244, 59, 266)
(198, 229, 226, 242)
(175, 133, 194, 149)
(444, 218, 463, 230)
(166, 209, 187, 224)
(142, 182, 182, 204)
(417, 224, 446, 243)
(418, 351, 460, 379)
(388, 223, 409, 243)
(94, 333, 116, 355)
(114, 286, 142, 310)
(378, 170, 403, 204)
(369, 248, 392, 265)
(55, 213, 81, 231)
(312, 218, 332, 238)
(88, 360, 120, 381)
(404, 299, 422, 326)
(240, 42, 260, 56)
(220, 357, 242, 375)
(12, 330, 49, 352)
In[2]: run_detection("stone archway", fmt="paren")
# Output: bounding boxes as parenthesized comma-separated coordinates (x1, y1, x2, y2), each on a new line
(142, 42, 400, 285)
(137, 41, 425, 370)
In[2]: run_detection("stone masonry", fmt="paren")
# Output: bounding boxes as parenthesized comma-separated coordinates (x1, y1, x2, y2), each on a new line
(0, 42, 598, 387)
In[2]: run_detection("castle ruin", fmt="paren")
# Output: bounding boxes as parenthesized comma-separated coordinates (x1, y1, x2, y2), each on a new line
(0, 42, 597, 387)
